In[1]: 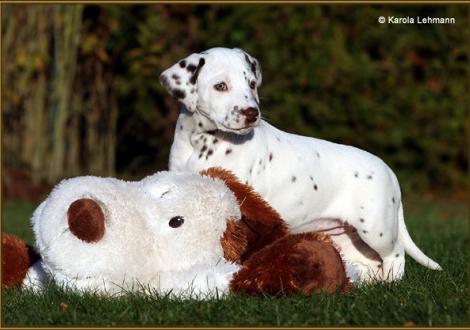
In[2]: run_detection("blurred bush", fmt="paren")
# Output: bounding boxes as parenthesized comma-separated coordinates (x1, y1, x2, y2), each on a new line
(2, 4, 468, 192)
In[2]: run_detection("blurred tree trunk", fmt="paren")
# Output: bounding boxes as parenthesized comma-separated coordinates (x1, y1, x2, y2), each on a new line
(2, 5, 52, 183)
(467, 6, 470, 210)
(82, 59, 118, 177)
(47, 5, 83, 182)
(3, 4, 119, 184)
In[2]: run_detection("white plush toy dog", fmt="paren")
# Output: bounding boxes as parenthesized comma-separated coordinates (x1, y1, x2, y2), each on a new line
(4, 168, 353, 298)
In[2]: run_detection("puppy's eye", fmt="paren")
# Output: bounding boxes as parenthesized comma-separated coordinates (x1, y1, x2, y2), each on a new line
(169, 216, 185, 228)
(214, 82, 228, 92)
(249, 80, 256, 89)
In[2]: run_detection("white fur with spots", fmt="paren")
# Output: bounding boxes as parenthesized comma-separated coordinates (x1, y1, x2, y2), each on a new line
(160, 47, 442, 283)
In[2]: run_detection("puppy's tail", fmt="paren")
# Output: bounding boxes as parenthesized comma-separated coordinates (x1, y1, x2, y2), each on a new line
(398, 202, 442, 270)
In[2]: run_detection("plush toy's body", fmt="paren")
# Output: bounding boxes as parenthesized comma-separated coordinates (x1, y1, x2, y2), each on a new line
(4, 168, 351, 297)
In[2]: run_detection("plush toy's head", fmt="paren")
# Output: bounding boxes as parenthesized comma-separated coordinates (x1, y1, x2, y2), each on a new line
(32, 171, 241, 290)
(139, 171, 241, 271)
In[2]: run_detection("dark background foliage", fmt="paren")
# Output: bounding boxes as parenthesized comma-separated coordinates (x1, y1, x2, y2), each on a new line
(2, 4, 468, 199)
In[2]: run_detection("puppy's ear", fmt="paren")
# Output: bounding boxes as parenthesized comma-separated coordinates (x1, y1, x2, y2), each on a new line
(233, 48, 262, 88)
(201, 167, 288, 263)
(159, 53, 206, 112)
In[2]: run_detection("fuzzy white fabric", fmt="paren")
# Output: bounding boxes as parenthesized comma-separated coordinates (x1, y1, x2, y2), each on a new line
(161, 47, 442, 283)
(29, 172, 241, 297)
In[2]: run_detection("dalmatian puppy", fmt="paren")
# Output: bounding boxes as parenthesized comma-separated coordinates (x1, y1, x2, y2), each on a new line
(159, 47, 442, 282)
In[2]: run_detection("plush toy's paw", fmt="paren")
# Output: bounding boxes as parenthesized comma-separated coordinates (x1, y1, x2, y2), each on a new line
(68, 198, 105, 243)
(2, 233, 40, 288)
(23, 261, 48, 291)
(159, 261, 241, 299)
(209, 261, 241, 293)
(230, 232, 351, 296)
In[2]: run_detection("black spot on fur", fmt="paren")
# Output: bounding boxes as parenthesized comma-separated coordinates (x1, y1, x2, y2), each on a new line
(291, 176, 296, 182)
(179, 124, 184, 130)
(172, 74, 180, 80)
(392, 197, 395, 204)
(316, 151, 320, 158)
(313, 184, 318, 190)
(198, 153, 203, 159)
(363, 230, 368, 234)
(367, 175, 373, 180)
(225, 149, 232, 155)
(207, 149, 213, 156)
(259, 160, 262, 165)
(213, 138, 218, 144)
(189, 58, 205, 85)
(201, 145, 207, 152)
(276, 137, 281, 142)
(309, 176, 313, 181)
(269, 153, 273, 162)
(395, 254, 400, 258)
(172, 89, 186, 99)
(179, 60, 186, 68)
(160, 75, 170, 89)
(360, 218, 365, 223)
(354, 172, 359, 178)
(249, 167, 252, 174)
(198, 122, 203, 127)
(187, 64, 196, 72)
(244, 54, 257, 76)
(379, 233, 383, 237)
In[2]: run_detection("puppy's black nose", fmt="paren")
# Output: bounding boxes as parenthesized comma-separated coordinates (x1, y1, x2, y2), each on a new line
(241, 107, 259, 125)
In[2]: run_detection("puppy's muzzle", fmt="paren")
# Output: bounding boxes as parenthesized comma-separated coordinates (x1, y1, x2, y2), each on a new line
(241, 107, 259, 125)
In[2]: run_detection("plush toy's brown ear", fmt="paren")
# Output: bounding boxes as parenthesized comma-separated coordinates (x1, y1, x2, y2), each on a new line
(2, 233, 39, 288)
(230, 232, 352, 296)
(68, 198, 105, 243)
(201, 167, 288, 264)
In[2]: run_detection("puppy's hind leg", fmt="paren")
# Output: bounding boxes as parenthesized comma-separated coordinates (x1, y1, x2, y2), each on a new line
(380, 244, 406, 282)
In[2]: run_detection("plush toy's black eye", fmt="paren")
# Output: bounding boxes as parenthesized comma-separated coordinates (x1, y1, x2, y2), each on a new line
(169, 216, 185, 228)
(249, 80, 256, 89)
(214, 82, 228, 92)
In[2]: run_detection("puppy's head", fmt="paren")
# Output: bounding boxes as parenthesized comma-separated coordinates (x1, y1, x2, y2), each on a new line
(160, 47, 262, 135)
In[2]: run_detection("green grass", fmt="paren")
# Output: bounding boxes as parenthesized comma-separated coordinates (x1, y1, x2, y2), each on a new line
(2, 196, 468, 326)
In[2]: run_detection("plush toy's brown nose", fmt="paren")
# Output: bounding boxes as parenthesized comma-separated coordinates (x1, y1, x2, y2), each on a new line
(241, 107, 259, 125)
(67, 198, 105, 243)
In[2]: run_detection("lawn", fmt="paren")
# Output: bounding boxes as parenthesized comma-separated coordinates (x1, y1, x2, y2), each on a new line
(2, 196, 468, 326)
